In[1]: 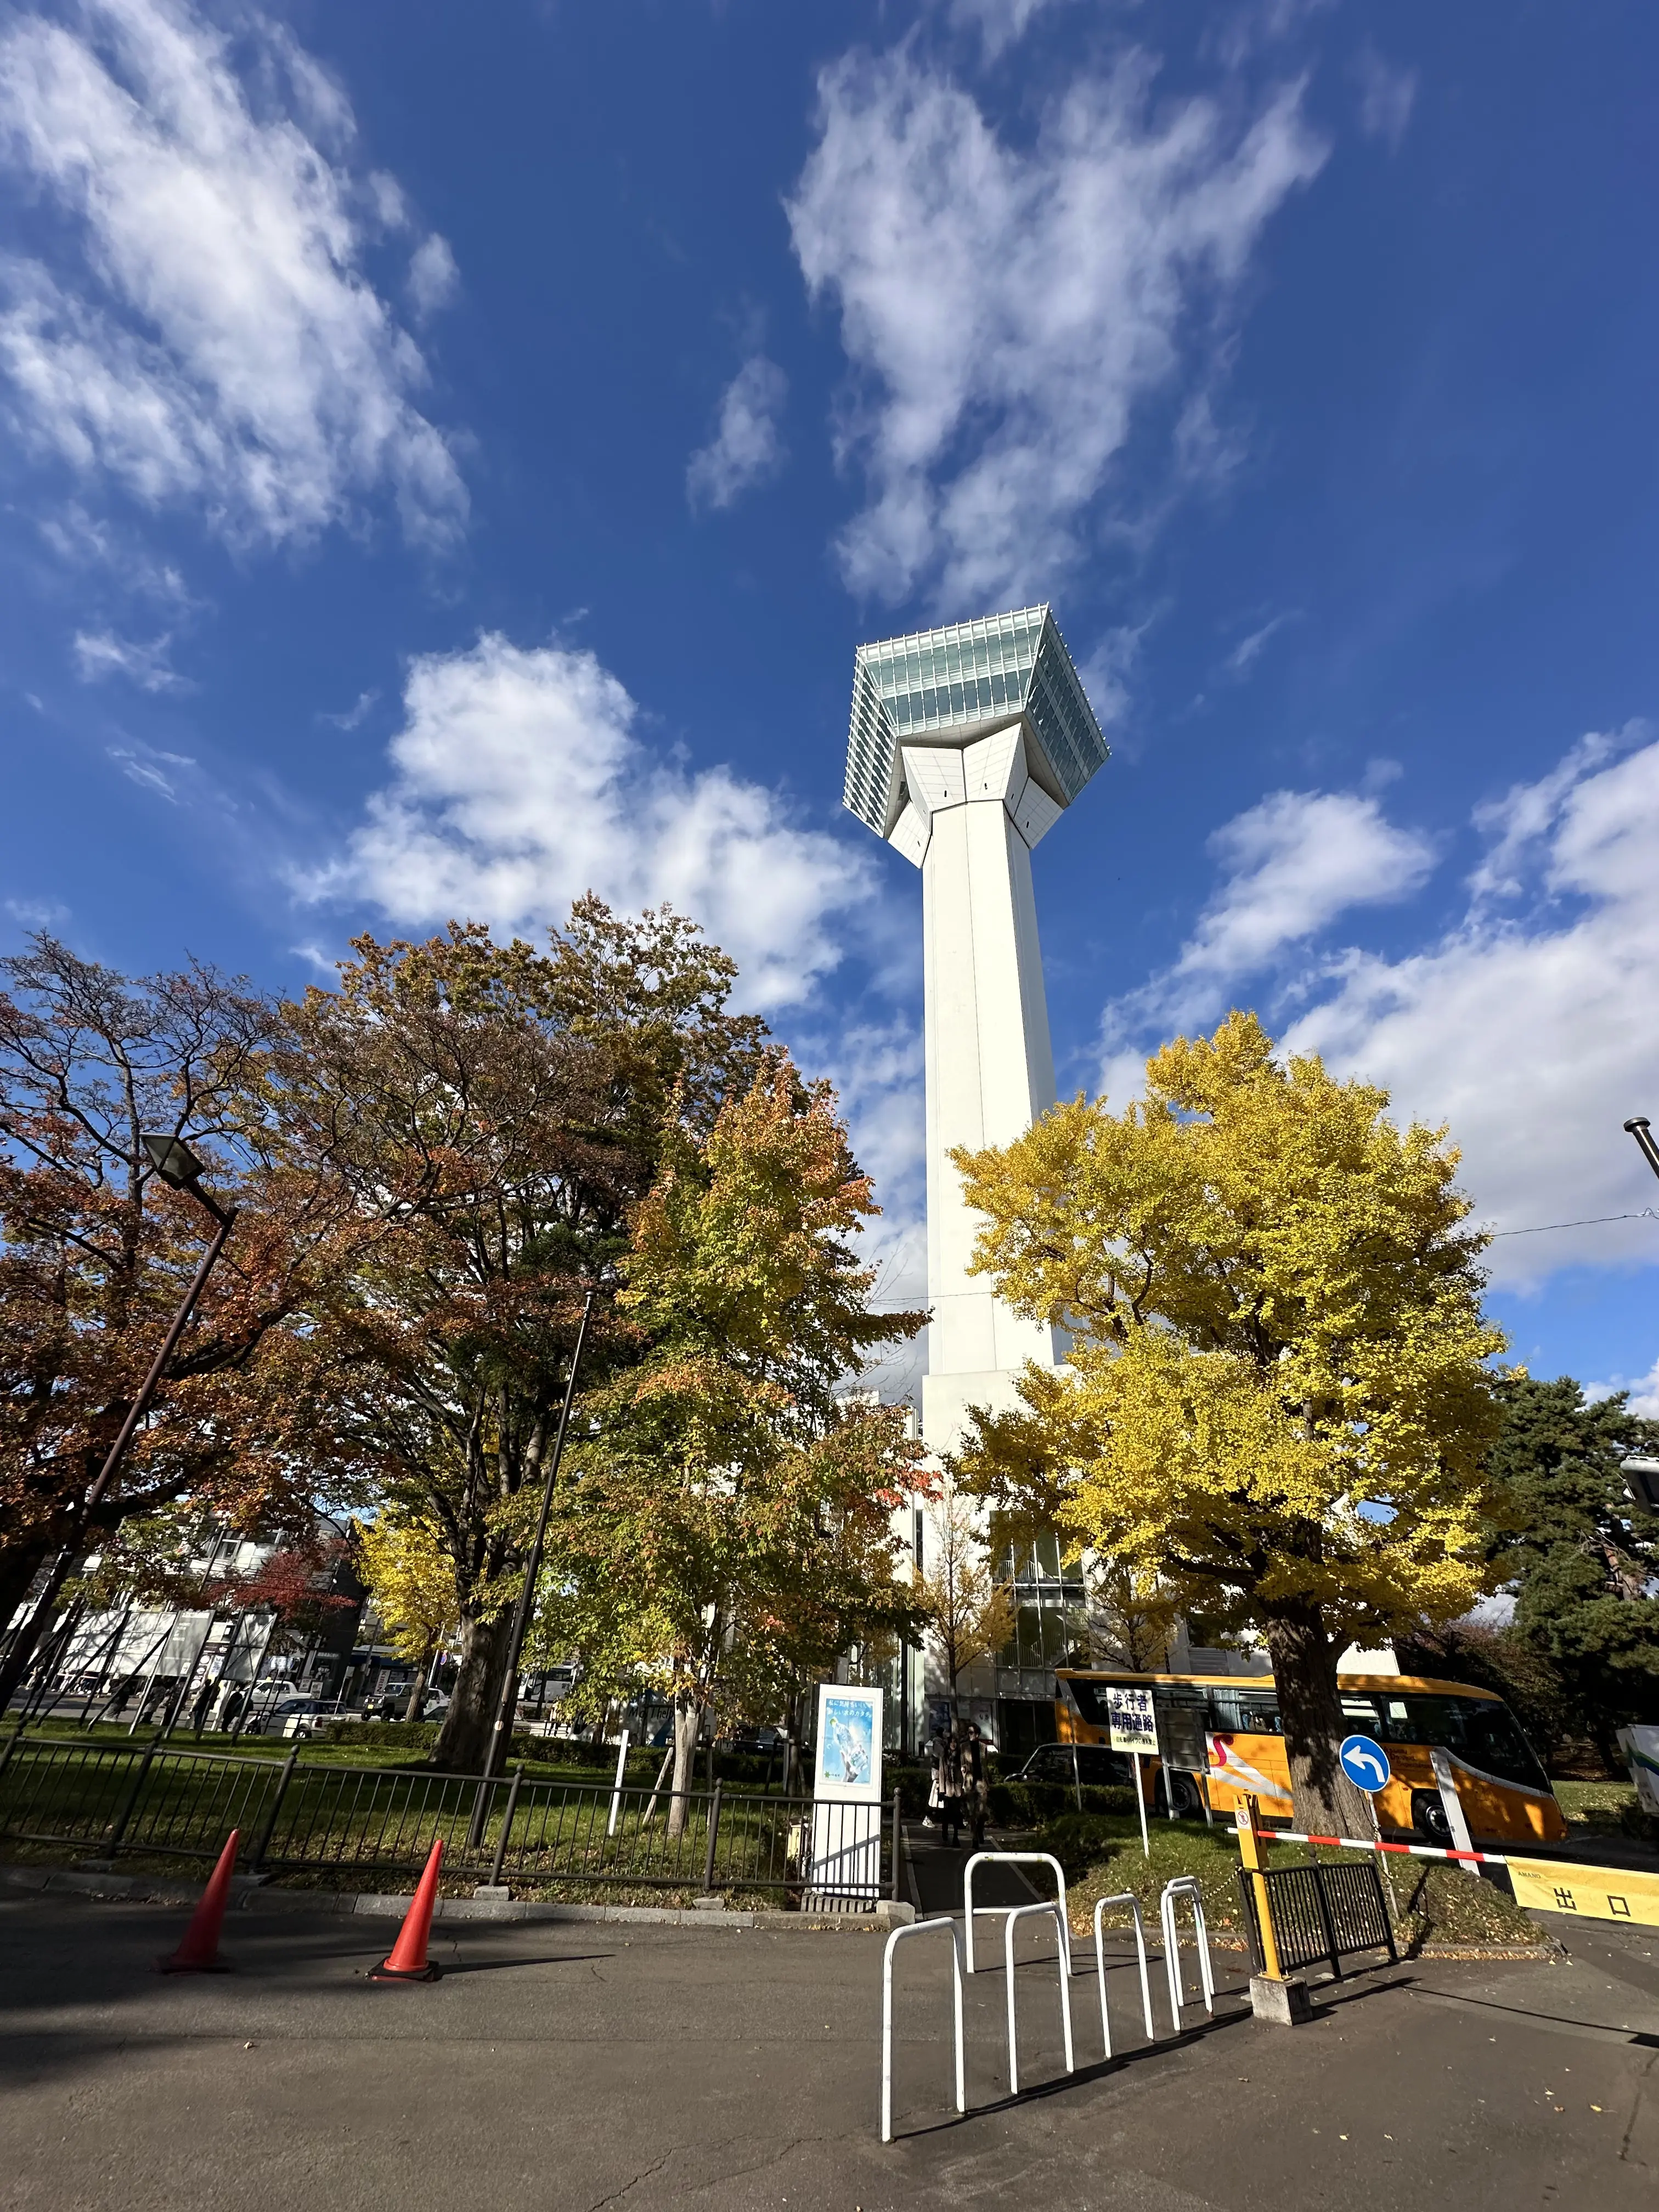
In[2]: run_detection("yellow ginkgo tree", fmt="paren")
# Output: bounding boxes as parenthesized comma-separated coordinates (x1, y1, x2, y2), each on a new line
(358, 1511, 459, 1719)
(950, 1011, 1508, 1834)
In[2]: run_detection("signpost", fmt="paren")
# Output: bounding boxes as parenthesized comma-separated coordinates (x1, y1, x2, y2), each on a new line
(809, 1683, 884, 1908)
(1104, 1685, 1156, 1859)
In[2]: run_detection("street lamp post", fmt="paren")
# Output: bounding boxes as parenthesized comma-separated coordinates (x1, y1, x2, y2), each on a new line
(0, 1135, 239, 1715)
(1626, 1116, 1659, 1183)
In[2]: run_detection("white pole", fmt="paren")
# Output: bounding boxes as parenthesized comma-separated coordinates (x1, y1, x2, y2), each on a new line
(1133, 1752, 1150, 1859)
(607, 1726, 631, 1837)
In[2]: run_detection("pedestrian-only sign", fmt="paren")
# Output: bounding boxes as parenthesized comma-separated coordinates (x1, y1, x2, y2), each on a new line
(1104, 1685, 1158, 1756)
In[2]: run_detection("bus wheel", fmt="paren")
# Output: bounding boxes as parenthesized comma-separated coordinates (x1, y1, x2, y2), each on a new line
(1159, 1773, 1202, 1819)
(1412, 1789, 1453, 1846)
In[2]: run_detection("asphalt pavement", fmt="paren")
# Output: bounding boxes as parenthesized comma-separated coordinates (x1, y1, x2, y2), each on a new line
(0, 1880, 1654, 2211)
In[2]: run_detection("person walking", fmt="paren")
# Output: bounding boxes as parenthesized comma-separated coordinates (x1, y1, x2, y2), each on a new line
(934, 1728, 965, 1848)
(963, 1722, 989, 1852)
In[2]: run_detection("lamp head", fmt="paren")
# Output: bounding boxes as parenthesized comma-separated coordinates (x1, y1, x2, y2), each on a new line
(140, 1132, 207, 1189)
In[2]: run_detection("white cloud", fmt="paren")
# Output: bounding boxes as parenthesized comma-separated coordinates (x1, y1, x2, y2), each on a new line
(0, 0, 465, 549)
(940, 0, 1077, 59)
(108, 738, 194, 800)
(318, 687, 379, 731)
(1586, 1358, 1659, 1420)
(1226, 609, 1296, 675)
(302, 633, 877, 1013)
(787, 46, 1325, 606)
(1354, 44, 1418, 153)
(686, 355, 788, 512)
(1169, 789, 1436, 1002)
(1099, 733, 1659, 1287)
(407, 233, 459, 321)
(73, 624, 187, 691)
(4, 895, 70, 928)
(1277, 733, 1659, 1285)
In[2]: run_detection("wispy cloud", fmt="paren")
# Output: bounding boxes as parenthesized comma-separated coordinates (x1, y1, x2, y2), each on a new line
(0, 0, 465, 551)
(73, 627, 189, 693)
(686, 355, 788, 512)
(788, 46, 1325, 607)
(301, 632, 877, 1013)
(319, 689, 380, 732)
(108, 740, 196, 802)
(1225, 610, 1296, 676)
(1354, 44, 1418, 153)
(407, 233, 459, 321)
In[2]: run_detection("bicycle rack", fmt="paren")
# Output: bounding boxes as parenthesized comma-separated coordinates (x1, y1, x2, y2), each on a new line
(1092, 1891, 1156, 2056)
(881, 1917, 967, 2144)
(1002, 1900, 1075, 2096)
(962, 1849, 1077, 1973)
(1159, 1874, 1215, 2025)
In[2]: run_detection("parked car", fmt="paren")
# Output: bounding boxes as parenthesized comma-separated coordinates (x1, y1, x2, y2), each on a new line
(1014, 1742, 1135, 1790)
(246, 1696, 337, 1738)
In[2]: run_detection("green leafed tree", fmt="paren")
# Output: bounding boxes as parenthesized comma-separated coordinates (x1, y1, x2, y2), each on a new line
(548, 1061, 927, 1831)
(950, 1011, 1508, 1835)
(1483, 1374, 1659, 1770)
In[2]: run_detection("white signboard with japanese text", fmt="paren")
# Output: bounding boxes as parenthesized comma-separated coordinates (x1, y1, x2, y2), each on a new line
(1103, 1684, 1158, 1757)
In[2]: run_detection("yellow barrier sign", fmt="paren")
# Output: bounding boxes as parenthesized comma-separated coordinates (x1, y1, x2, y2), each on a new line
(1506, 1856, 1659, 1929)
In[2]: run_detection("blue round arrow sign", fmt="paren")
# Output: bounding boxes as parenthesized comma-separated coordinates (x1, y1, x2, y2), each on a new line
(1339, 1734, 1391, 1792)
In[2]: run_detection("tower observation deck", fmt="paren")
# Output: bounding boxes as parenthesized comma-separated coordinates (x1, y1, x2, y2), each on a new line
(842, 606, 1108, 1457)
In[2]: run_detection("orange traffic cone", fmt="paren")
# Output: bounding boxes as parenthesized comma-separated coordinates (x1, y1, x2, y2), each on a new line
(157, 1829, 239, 1973)
(368, 1836, 444, 1983)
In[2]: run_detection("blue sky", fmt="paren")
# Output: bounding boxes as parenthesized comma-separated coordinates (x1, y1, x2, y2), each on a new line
(3, 0, 1657, 1410)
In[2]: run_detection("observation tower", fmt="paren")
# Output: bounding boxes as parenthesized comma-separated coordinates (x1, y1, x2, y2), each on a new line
(842, 605, 1109, 1459)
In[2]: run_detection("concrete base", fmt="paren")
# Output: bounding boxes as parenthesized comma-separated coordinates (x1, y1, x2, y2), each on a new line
(1249, 1974, 1313, 2025)
(875, 1899, 916, 1927)
(472, 1884, 511, 1903)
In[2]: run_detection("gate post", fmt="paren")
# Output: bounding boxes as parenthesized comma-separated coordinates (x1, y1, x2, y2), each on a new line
(249, 1748, 299, 1871)
(106, 1736, 162, 1857)
(701, 1779, 723, 1893)
(1237, 1794, 1311, 2026)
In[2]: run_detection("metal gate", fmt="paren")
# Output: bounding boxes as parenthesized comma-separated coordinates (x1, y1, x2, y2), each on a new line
(1237, 1856, 1396, 1978)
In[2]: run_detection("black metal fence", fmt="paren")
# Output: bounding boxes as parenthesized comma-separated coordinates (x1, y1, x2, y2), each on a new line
(1237, 1855, 1396, 1978)
(0, 1731, 901, 1909)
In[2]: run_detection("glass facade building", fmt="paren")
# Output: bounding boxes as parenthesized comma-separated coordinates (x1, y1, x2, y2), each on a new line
(843, 604, 1108, 842)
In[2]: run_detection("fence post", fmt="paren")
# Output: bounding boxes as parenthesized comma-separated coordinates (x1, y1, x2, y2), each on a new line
(890, 1787, 902, 1903)
(0, 1721, 26, 1781)
(106, 1736, 162, 1857)
(249, 1748, 299, 1872)
(488, 1763, 525, 1888)
(701, 1779, 723, 1893)
(1310, 1864, 1342, 1982)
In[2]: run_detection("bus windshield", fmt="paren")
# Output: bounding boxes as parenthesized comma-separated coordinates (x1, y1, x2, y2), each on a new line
(1343, 1690, 1550, 1792)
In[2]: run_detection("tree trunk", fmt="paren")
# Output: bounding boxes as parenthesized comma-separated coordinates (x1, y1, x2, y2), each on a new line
(403, 1641, 436, 1723)
(1264, 1606, 1375, 1838)
(431, 1612, 510, 1772)
(666, 1690, 701, 1840)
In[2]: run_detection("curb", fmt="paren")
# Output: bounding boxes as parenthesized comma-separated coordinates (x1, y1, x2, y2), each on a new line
(0, 1861, 916, 1935)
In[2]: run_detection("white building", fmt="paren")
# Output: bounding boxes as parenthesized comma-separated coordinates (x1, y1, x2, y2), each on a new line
(843, 605, 1109, 1748)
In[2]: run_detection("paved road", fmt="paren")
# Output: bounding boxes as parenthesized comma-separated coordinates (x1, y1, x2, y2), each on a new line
(0, 1886, 1654, 2211)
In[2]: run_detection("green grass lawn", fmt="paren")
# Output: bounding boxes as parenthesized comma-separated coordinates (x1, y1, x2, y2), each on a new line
(1552, 1778, 1644, 1833)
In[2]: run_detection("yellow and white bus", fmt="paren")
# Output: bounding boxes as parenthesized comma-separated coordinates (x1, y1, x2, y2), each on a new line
(1054, 1667, 1569, 1848)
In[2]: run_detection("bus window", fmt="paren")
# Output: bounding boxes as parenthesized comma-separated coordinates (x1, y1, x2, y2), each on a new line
(1237, 1699, 1282, 1735)
(1396, 1695, 1550, 1792)
(1340, 1696, 1381, 1733)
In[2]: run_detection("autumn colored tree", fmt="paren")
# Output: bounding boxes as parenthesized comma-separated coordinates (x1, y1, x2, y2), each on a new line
(951, 1011, 1506, 1835)
(358, 1513, 460, 1718)
(267, 906, 771, 1772)
(549, 1063, 926, 1830)
(915, 1485, 1014, 1719)
(0, 936, 368, 1709)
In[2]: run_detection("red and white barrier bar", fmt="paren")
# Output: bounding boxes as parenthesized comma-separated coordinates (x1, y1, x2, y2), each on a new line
(1257, 1829, 1508, 1866)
